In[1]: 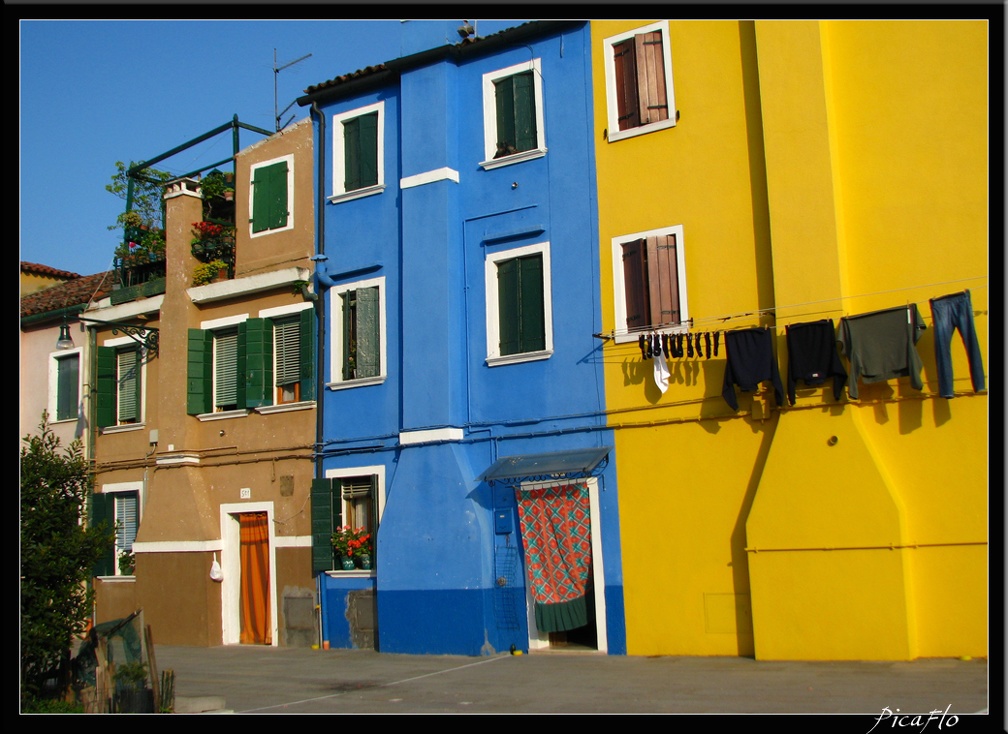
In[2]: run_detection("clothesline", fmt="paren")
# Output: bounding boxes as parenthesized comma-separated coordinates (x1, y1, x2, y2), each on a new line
(594, 275, 988, 340)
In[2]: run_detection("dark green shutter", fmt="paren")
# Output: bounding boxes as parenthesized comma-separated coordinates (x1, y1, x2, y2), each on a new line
(519, 254, 545, 351)
(512, 71, 536, 152)
(244, 318, 272, 408)
(299, 307, 315, 400)
(251, 161, 288, 233)
(92, 492, 115, 577)
(344, 117, 361, 191)
(187, 329, 212, 415)
(311, 478, 340, 573)
(341, 291, 354, 380)
(356, 286, 379, 378)
(358, 112, 378, 188)
(96, 346, 116, 429)
(497, 258, 520, 355)
(236, 321, 248, 409)
(495, 75, 516, 153)
(56, 354, 79, 421)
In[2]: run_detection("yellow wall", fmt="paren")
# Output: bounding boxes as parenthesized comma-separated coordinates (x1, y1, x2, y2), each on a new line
(593, 20, 988, 660)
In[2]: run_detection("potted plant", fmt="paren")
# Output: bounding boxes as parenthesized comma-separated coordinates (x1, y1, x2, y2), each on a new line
(118, 549, 135, 576)
(192, 259, 228, 286)
(331, 526, 372, 569)
(112, 660, 153, 713)
(191, 220, 236, 263)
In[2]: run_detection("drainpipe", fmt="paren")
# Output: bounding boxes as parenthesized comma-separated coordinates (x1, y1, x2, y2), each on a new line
(310, 102, 326, 482)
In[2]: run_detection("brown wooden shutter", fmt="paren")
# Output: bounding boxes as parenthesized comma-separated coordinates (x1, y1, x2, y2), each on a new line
(647, 234, 680, 326)
(635, 31, 669, 126)
(621, 238, 649, 330)
(613, 39, 640, 131)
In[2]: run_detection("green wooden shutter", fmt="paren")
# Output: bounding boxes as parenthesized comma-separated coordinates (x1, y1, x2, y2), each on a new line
(357, 112, 378, 188)
(91, 492, 115, 577)
(512, 71, 536, 152)
(299, 307, 315, 401)
(187, 328, 212, 415)
(497, 258, 520, 355)
(236, 321, 248, 409)
(494, 75, 516, 154)
(518, 254, 545, 352)
(96, 346, 116, 429)
(311, 478, 339, 573)
(622, 238, 650, 330)
(117, 349, 140, 422)
(244, 318, 272, 408)
(344, 117, 361, 191)
(56, 354, 79, 421)
(251, 161, 288, 233)
(341, 291, 354, 380)
(356, 286, 380, 378)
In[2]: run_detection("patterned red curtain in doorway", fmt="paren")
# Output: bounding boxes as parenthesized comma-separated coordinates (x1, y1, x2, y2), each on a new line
(239, 512, 272, 645)
(515, 482, 592, 633)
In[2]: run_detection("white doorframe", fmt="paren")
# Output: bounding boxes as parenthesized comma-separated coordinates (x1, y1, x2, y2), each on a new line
(520, 477, 607, 653)
(219, 502, 278, 646)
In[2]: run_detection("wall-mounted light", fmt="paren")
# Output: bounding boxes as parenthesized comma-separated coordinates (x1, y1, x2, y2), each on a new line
(56, 317, 75, 350)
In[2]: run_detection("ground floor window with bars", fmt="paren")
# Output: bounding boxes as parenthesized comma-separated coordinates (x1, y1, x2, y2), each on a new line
(310, 472, 382, 573)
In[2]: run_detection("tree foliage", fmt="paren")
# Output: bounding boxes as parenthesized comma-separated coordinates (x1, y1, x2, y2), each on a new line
(106, 159, 172, 233)
(20, 412, 114, 702)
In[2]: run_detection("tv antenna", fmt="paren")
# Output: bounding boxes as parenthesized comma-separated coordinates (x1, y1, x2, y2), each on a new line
(274, 49, 313, 132)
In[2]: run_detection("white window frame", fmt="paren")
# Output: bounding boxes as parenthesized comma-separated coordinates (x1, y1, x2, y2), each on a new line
(249, 154, 295, 238)
(603, 20, 677, 143)
(101, 481, 143, 578)
(101, 335, 147, 430)
(325, 464, 386, 533)
(484, 241, 554, 366)
(258, 302, 314, 411)
(611, 224, 689, 343)
(48, 347, 82, 424)
(327, 276, 387, 389)
(331, 101, 385, 202)
(479, 58, 547, 170)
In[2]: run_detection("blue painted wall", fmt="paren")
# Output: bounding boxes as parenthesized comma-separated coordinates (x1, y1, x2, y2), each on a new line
(313, 21, 625, 657)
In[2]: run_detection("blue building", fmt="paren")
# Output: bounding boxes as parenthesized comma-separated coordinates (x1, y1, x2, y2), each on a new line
(299, 20, 625, 656)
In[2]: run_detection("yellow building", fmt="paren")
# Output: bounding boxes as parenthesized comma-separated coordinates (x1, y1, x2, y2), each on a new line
(592, 20, 988, 660)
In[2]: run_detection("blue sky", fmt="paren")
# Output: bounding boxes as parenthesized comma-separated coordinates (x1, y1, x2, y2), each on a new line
(19, 18, 531, 277)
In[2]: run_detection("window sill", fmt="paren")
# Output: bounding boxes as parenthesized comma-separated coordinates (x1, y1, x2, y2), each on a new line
(256, 401, 315, 415)
(196, 409, 250, 422)
(96, 575, 135, 582)
(606, 118, 676, 143)
(326, 375, 386, 391)
(101, 423, 146, 435)
(324, 569, 375, 578)
(479, 147, 546, 171)
(486, 349, 553, 367)
(328, 184, 385, 204)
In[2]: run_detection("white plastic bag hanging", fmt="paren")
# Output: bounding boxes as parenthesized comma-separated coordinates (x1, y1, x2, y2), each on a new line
(210, 552, 224, 582)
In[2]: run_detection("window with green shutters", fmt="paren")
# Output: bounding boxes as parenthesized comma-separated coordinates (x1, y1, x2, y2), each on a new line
(332, 102, 384, 199)
(342, 111, 379, 192)
(187, 310, 314, 415)
(53, 352, 80, 422)
(332, 278, 385, 385)
(311, 473, 381, 573)
(96, 345, 142, 428)
(481, 59, 546, 167)
(250, 157, 291, 234)
(604, 22, 676, 142)
(92, 488, 140, 577)
(485, 242, 553, 364)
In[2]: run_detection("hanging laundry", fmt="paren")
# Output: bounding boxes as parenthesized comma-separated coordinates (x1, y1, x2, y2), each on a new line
(677, 334, 684, 359)
(704, 332, 711, 359)
(838, 304, 926, 400)
(638, 334, 647, 360)
(687, 334, 694, 358)
(721, 327, 785, 411)
(929, 290, 985, 398)
(713, 331, 720, 357)
(653, 346, 670, 393)
(662, 333, 670, 359)
(784, 319, 848, 405)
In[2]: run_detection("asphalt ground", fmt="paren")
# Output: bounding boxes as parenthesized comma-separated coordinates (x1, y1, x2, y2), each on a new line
(149, 643, 997, 721)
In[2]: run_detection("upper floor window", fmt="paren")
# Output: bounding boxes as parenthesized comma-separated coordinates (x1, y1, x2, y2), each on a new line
(603, 21, 676, 142)
(611, 225, 689, 337)
(92, 483, 141, 577)
(96, 341, 145, 429)
(311, 466, 385, 573)
(250, 155, 294, 236)
(484, 242, 553, 365)
(332, 102, 385, 201)
(480, 59, 547, 169)
(329, 276, 386, 388)
(187, 310, 315, 416)
(49, 349, 80, 423)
